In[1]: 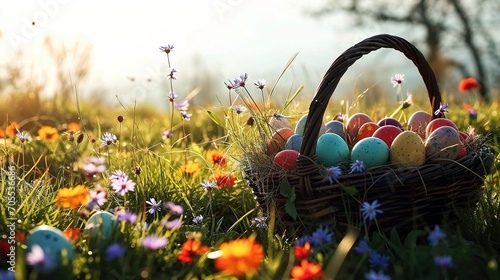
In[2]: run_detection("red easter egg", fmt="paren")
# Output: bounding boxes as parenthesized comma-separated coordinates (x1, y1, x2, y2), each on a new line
(357, 122, 380, 142)
(273, 149, 300, 170)
(425, 119, 458, 138)
(457, 141, 467, 159)
(267, 128, 295, 155)
(346, 113, 373, 146)
(372, 125, 402, 148)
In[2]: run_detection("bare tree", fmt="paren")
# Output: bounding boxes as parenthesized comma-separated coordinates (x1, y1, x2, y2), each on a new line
(311, 0, 500, 101)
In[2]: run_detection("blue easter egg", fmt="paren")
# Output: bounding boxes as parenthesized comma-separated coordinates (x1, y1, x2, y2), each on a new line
(324, 120, 345, 139)
(316, 133, 350, 166)
(86, 211, 118, 247)
(351, 137, 389, 169)
(285, 134, 303, 152)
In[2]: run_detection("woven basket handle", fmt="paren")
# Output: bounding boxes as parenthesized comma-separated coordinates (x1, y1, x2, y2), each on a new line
(299, 34, 442, 158)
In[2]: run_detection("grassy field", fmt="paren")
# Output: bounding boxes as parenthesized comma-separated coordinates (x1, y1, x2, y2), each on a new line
(1, 47, 500, 280)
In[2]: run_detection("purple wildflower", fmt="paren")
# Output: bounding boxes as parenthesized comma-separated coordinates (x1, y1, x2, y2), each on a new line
(311, 225, 334, 247)
(434, 255, 453, 268)
(361, 200, 383, 221)
(251, 216, 268, 230)
(105, 243, 127, 261)
(428, 225, 446, 247)
(162, 218, 182, 229)
(391, 74, 405, 87)
(116, 212, 138, 223)
(159, 45, 174, 54)
(168, 91, 178, 102)
(192, 215, 203, 225)
(232, 105, 247, 114)
(354, 239, 371, 254)
(180, 111, 192, 121)
(26, 245, 51, 270)
(16, 129, 30, 143)
(365, 270, 391, 280)
(146, 198, 162, 215)
(254, 79, 266, 89)
(326, 166, 342, 184)
(369, 251, 390, 270)
(164, 202, 184, 215)
(162, 130, 172, 140)
(167, 68, 177, 80)
(175, 100, 190, 111)
(434, 102, 449, 116)
(86, 190, 107, 209)
(141, 236, 169, 250)
(232, 73, 248, 89)
(350, 160, 366, 173)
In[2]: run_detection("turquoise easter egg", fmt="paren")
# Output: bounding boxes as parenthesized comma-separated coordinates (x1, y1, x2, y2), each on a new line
(316, 133, 350, 166)
(285, 134, 303, 152)
(294, 114, 309, 136)
(85, 211, 118, 247)
(26, 225, 75, 275)
(351, 137, 389, 169)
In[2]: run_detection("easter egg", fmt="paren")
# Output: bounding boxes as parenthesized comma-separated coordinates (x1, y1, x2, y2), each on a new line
(346, 113, 373, 145)
(324, 120, 345, 138)
(316, 133, 350, 166)
(425, 118, 459, 138)
(351, 137, 389, 169)
(377, 117, 403, 129)
(390, 131, 426, 167)
(267, 127, 295, 155)
(86, 211, 118, 247)
(372, 125, 402, 148)
(457, 141, 468, 159)
(425, 126, 461, 160)
(408, 111, 432, 139)
(274, 149, 300, 170)
(26, 225, 75, 274)
(269, 115, 291, 130)
(285, 134, 303, 152)
(357, 122, 380, 142)
(294, 114, 309, 135)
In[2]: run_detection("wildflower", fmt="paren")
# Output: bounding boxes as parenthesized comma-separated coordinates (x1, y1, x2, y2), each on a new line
(117, 116, 124, 123)
(116, 212, 138, 223)
(5, 122, 19, 138)
(0, 128, 4, 138)
(55, 184, 89, 210)
(468, 108, 478, 120)
(391, 74, 405, 87)
(141, 236, 168, 250)
(168, 91, 178, 102)
(254, 79, 266, 89)
(294, 242, 311, 259)
(401, 90, 413, 108)
(162, 218, 182, 229)
(434, 102, 449, 116)
(232, 105, 247, 114)
(146, 198, 162, 215)
(86, 189, 107, 209)
(164, 201, 184, 215)
(175, 100, 190, 111)
(334, 113, 346, 122)
(225, 81, 234, 90)
(212, 171, 236, 188)
(364, 270, 391, 280)
(180, 111, 192, 121)
(350, 160, 366, 173)
(16, 130, 30, 143)
(214, 237, 263, 277)
(206, 150, 227, 167)
(192, 215, 203, 225)
(295, 235, 314, 247)
(354, 239, 371, 254)
(167, 68, 177, 80)
(159, 44, 174, 54)
(100, 132, 117, 147)
(369, 251, 390, 270)
(67, 122, 80, 132)
(63, 228, 80, 241)
(434, 255, 453, 268)
(178, 160, 201, 176)
(162, 130, 172, 140)
(105, 243, 127, 261)
(109, 169, 128, 181)
(111, 174, 136, 196)
(83, 157, 106, 177)
(38, 126, 60, 142)
(177, 238, 210, 264)
(458, 77, 479, 92)
(361, 200, 383, 221)
(326, 166, 342, 184)
(201, 180, 217, 191)
(251, 216, 268, 230)
(272, 112, 286, 121)
(290, 259, 325, 280)
(428, 225, 446, 247)
(232, 73, 248, 89)
(311, 225, 334, 247)
(26, 245, 51, 269)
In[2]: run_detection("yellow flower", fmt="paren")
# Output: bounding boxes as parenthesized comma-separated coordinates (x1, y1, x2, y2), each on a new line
(214, 237, 263, 277)
(56, 184, 89, 210)
(178, 160, 201, 176)
(38, 126, 60, 142)
(67, 122, 80, 132)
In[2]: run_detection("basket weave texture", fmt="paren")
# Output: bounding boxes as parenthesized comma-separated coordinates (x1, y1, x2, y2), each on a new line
(245, 34, 496, 232)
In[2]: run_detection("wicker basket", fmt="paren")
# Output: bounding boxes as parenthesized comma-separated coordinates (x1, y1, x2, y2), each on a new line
(245, 34, 496, 233)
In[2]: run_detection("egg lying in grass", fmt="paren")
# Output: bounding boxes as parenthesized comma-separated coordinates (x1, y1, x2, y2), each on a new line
(390, 131, 426, 167)
(425, 126, 461, 160)
(316, 133, 350, 166)
(351, 137, 389, 169)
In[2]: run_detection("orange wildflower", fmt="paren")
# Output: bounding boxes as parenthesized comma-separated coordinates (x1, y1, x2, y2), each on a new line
(178, 160, 201, 176)
(458, 77, 479, 92)
(290, 259, 325, 280)
(214, 237, 264, 277)
(38, 125, 60, 142)
(5, 122, 19, 138)
(0, 128, 4, 138)
(67, 122, 80, 132)
(55, 184, 89, 209)
(463, 103, 473, 111)
(177, 238, 209, 264)
(206, 150, 227, 167)
(211, 171, 236, 188)
(294, 242, 311, 259)
(63, 228, 81, 241)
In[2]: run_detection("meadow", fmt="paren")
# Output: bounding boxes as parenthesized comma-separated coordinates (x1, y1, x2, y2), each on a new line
(1, 44, 500, 280)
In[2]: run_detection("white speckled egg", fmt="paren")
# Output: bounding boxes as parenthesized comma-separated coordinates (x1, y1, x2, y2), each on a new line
(351, 137, 389, 169)
(390, 131, 426, 167)
(425, 126, 460, 160)
(316, 133, 350, 166)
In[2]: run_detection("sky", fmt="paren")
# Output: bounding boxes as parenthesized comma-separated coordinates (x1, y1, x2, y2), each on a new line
(0, 0, 424, 110)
